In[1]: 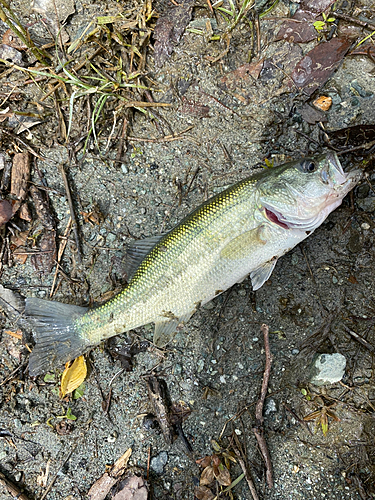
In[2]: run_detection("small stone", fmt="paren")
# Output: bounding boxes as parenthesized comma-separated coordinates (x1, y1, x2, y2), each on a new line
(265, 398, 277, 415)
(174, 363, 182, 375)
(106, 232, 116, 243)
(219, 375, 226, 384)
(361, 222, 370, 230)
(332, 276, 338, 284)
(234, 429, 241, 435)
(197, 359, 205, 373)
(150, 451, 168, 474)
(310, 353, 346, 386)
(107, 431, 118, 443)
(121, 165, 129, 174)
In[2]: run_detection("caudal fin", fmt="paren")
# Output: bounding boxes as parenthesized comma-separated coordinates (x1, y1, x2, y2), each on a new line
(25, 297, 89, 376)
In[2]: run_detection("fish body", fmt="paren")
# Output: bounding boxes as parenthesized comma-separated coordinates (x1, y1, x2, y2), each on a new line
(26, 153, 361, 375)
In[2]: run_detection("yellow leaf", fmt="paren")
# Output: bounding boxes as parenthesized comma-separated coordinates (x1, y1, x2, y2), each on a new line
(60, 356, 87, 397)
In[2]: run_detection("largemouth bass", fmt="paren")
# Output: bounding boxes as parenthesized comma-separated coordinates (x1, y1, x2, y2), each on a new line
(26, 152, 361, 375)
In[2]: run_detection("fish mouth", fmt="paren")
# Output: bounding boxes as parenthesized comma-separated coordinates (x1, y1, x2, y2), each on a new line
(264, 207, 289, 229)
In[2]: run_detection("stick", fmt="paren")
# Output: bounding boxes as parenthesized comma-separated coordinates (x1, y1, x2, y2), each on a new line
(253, 323, 274, 488)
(0, 471, 31, 500)
(232, 446, 259, 500)
(39, 444, 77, 500)
(343, 325, 375, 352)
(334, 11, 375, 32)
(59, 165, 82, 264)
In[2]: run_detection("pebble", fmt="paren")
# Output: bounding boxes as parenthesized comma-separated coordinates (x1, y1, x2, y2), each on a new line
(106, 232, 116, 243)
(150, 451, 168, 474)
(310, 353, 346, 386)
(361, 222, 370, 230)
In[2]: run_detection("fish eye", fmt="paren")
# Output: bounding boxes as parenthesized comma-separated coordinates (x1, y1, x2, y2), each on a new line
(300, 160, 317, 173)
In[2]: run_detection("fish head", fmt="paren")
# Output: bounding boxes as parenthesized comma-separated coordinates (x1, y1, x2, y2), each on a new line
(258, 152, 362, 231)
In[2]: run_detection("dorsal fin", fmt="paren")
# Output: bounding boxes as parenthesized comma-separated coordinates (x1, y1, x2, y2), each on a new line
(125, 234, 166, 280)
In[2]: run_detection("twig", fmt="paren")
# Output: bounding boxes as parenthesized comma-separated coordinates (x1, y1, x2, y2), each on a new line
(59, 165, 83, 264)
(147, 445, 151, 482)
(232, 445, 259, 500)
(50, 218, 72, 297)
(334, 11, 375, 32)
(39, 443, 78, 500)
(342, 325, 375, 352)
(0, 125, 46, 161)
(253, 323, 274, 488)
(0, 471, 30, 500)
(127, 126, 193, 143)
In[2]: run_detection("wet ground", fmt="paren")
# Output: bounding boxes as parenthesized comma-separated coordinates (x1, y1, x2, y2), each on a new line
(1, 0, 375, 499)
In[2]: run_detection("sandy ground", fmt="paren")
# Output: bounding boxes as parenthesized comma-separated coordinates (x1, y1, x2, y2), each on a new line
(1, 0, 375, 499)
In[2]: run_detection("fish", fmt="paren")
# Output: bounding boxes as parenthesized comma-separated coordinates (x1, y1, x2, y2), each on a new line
(26, 152, 361, 375)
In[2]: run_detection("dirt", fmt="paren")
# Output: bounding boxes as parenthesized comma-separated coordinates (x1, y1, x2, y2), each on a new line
(1, 0, 375, 499)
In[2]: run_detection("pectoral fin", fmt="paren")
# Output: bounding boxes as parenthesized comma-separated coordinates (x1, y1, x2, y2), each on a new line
(154, 311, 194, 347)
(250, 258, 278, 291)
(220, 226, 267, 260)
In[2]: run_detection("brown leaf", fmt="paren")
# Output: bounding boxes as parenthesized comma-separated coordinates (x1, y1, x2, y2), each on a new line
(10, 152, 30, 213)
(31, 230, 56, 274)
(200, 466, 215, 486)
(194, 486, 215, 500)
(196, 456, 212, 468)
(0, 200, 12, 226)
(275, 19, 317, 43)
(300, 0, 336, 14)
(2, 29, 28, 50)
(112, 475, 148, 500)
(221, 60, 264, 91)
(213, 464, 231, 486)
(300, 103, 327, 124)
(88, 473, 117, 500)
(290, 37, 351, 95)
(153, 0, 194, 68)
(29, 185, 55, 230)
(60, 356, 87, 397)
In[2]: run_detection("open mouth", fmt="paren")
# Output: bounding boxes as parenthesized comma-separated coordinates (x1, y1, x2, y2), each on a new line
(264, 207, 289, 229)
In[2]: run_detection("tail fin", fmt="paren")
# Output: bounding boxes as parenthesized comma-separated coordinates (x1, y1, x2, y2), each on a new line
(25, 297, 89, 376)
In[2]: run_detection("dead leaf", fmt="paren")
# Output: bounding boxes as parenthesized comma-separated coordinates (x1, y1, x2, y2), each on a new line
(2, 29, 28, 50)
(0, 200, 12, 226)
(18, 202, 32, 222)
(10, 152, 30, 213)
(213, 464, 231, 486)
(200, 466, 214, 486)
(153, 0, 194, 68)
(60, 356, 87, 397)
(88, 449, 133, 500)
(10, 230, 29, 264)
(112, 476, 148, 500)
(300, 0, 336, 14)
(194, 486, 215, 500)
(30, 230, 56, 274)
(0, 44, 24, 65)
(3, 334, 22, 361)
(290, 37, 352, 95)
(88, 473, 117, 500)
(300, 103, 327, 124)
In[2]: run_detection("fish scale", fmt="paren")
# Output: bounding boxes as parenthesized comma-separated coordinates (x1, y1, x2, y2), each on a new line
(25, 153, 361, 375)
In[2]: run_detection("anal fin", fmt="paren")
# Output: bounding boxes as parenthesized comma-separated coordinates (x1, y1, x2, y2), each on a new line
(153, 311, 194, 347)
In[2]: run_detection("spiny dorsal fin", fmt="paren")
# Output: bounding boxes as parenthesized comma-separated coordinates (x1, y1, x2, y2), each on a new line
(250, 258, 278, 291)
(125, 234, 166, 280)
